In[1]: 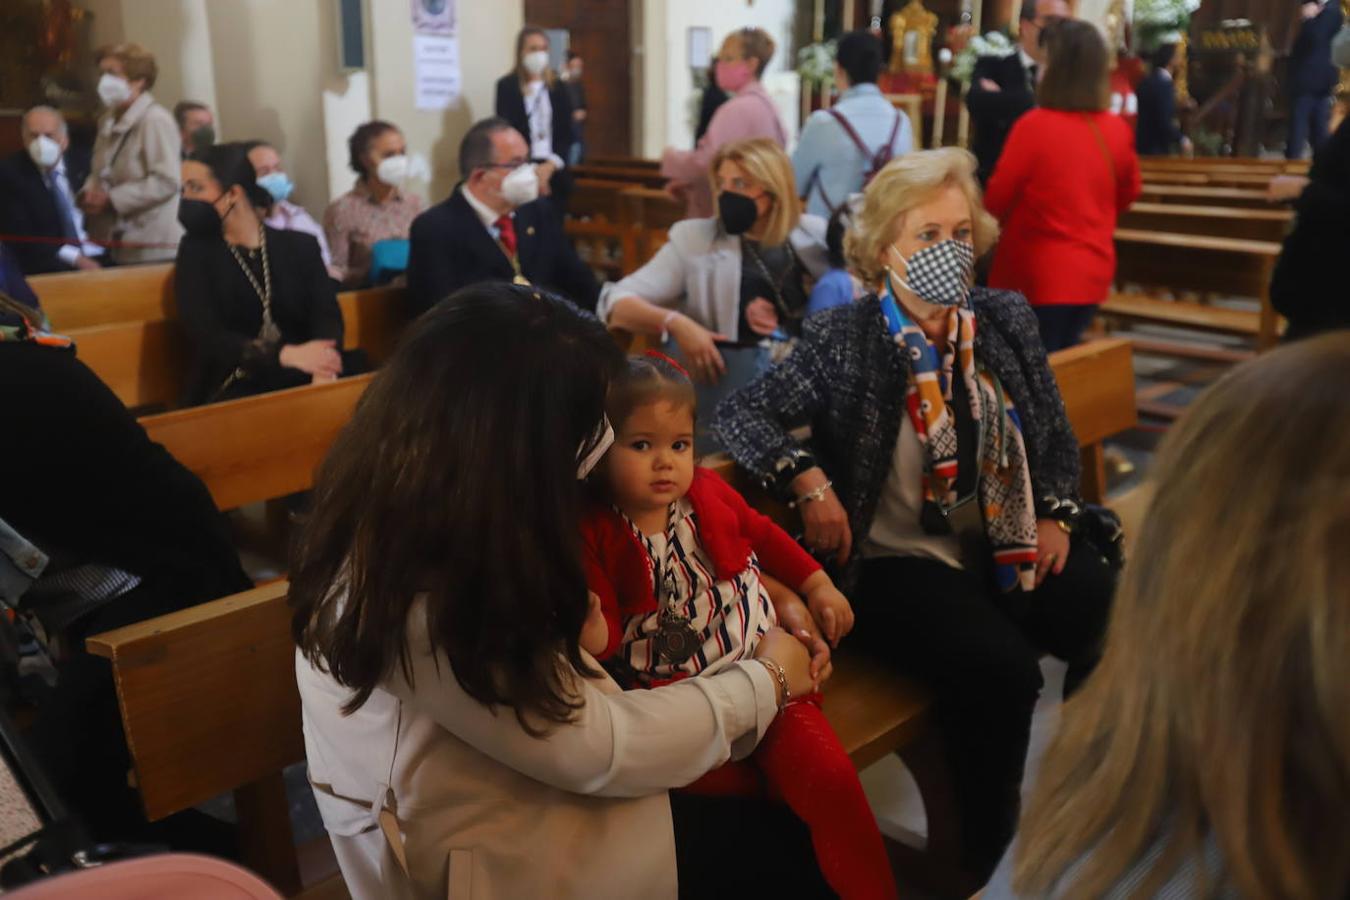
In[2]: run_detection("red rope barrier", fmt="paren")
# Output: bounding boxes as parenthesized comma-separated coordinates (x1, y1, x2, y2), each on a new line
(0, 233, 181, 251)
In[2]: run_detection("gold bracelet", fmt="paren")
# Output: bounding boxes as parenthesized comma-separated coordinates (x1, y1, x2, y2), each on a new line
(755, 657, 790, 709)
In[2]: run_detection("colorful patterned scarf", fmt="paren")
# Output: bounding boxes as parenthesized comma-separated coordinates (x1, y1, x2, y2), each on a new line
(880, 287, 1039, 591)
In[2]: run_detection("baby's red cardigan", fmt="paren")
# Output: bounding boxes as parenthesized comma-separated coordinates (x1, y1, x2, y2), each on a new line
(580, 466, 821, 660)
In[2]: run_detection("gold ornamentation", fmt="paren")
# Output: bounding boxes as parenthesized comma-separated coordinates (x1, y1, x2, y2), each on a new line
(889, 0, 939, 75)
(1175, 33, 1191, 105)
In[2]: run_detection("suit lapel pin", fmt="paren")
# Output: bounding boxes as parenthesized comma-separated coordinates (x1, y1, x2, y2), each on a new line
(526, 226, 536, 236)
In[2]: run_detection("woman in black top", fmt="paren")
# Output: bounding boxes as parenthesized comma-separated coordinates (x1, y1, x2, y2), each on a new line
(175, 142, 346, 405)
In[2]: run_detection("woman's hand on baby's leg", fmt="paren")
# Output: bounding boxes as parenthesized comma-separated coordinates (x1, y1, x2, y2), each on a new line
(761, 575, 832, 684)
(800, 571, 856, 647)
(580, 591, 611, 657)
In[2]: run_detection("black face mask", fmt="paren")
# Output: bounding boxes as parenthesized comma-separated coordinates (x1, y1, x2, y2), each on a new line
(718, 190, 759, 236)
(178, 196, 227, 238)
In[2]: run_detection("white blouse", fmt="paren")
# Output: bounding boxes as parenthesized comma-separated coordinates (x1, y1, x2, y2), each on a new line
(523, 80, 555, 161)
(862, 415, 965, 568)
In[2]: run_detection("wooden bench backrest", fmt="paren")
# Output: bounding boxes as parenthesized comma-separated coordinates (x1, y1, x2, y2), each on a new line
(584, 156, 661, 171)
(32, 263, 175, 330)
(569, 178, 642, 222)
(86, 580, 301, 823)
(1138, 183, 1278, 208)
(69, 287, 408, 410)
(72, 319, 188, 413)
(1119, 202, 1292, 243)
(620, 188, 683, 266)
(1114, 228, 1281, 298)
(1141, 170, 1282, 188)
(1139, 156, 1308, 173)
(571, 164, 668, 189)
(140, 374, 372, 510)
(337, 286, 413, 367)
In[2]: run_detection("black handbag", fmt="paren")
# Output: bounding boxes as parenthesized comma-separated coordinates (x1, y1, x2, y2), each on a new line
(1073, 504, 1126, 571)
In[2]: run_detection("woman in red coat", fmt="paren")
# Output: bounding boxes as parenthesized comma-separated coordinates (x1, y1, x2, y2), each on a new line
(984, 19, 1141, 351)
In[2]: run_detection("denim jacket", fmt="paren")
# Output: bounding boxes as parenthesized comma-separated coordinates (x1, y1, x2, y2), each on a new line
(0, 517, 47, 604)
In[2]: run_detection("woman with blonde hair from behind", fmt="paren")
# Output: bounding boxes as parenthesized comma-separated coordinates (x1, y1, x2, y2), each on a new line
(985, 331, 1350, 899)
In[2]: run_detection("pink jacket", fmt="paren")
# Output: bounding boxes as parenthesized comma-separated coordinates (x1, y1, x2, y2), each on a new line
(662, 82, 787, 218)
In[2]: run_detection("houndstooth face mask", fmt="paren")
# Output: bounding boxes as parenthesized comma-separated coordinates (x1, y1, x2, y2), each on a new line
(888, 239, 976, 308)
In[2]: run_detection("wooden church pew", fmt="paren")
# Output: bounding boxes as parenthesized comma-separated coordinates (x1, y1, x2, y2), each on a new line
(1137, 183, 1282, 209)
(30, 262, 175, 330)
(1140, 170, 1289, 189)
(1119, 202, 1292, 244)
(68, 286, 410, 411)
(1139, 156, 1308, 174)
(565, 178, 645, 279)
(1107, 228, 1284, 350)
(584, 155, 661, 170)
(571, 163, 669, 190)
(96, 339, 1136, 895)
(139, 374, 373, 511)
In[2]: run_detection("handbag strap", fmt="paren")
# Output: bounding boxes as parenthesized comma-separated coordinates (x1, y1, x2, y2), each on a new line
(1085, 114, 1116, 181)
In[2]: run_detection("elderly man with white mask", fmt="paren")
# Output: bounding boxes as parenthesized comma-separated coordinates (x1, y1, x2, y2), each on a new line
(0, 106, 106, 275)
(406, 117, 599, 316)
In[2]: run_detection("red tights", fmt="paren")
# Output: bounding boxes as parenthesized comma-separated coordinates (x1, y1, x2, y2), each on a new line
(684, 694, 898, 900)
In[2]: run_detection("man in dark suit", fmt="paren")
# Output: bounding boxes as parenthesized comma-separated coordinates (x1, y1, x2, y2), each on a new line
(1287, 0, 1345, 159)
(965, 0, 1070, 183)
(0, 106, 105, 276)
(1135, 44, 1192, 156)
(406, 117, 600, 316)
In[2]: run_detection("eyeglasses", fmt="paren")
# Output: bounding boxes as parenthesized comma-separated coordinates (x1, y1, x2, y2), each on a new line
(482, 159, 530, 171)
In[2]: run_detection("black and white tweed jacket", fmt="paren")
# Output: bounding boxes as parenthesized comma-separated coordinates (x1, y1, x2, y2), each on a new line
(711, 289, 1081, 584)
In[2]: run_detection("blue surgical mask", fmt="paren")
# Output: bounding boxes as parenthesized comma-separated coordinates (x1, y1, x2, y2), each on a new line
(256, 171, 294, 204)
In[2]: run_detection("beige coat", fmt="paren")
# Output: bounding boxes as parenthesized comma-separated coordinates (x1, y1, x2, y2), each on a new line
(296, 598, 779, 900)
(83, 92, 182, 264)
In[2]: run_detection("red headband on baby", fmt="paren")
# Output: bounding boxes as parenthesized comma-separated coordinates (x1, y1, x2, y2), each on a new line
(643, 349, 690, 380)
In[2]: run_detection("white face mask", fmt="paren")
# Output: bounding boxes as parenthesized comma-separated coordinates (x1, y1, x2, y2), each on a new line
(576, 416, 614, 480)
(500, 163, 540, 207)
(27, 135, 61, 170)
(523, 50, 550, 77)
(97, 73, 133, 108)
(375, 154, 409, 187)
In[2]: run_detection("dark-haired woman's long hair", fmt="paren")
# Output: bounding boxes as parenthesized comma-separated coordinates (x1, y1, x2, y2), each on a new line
(289, 284, 625, 731)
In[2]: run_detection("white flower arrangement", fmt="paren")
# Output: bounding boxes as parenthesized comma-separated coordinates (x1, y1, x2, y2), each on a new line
(1134, 0, 1202, 49)
(797, 40, 837, 91)
(951, 31, 1015, 85)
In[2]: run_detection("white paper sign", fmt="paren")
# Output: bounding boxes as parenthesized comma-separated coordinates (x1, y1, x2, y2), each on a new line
(414, 34, 460, 110)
